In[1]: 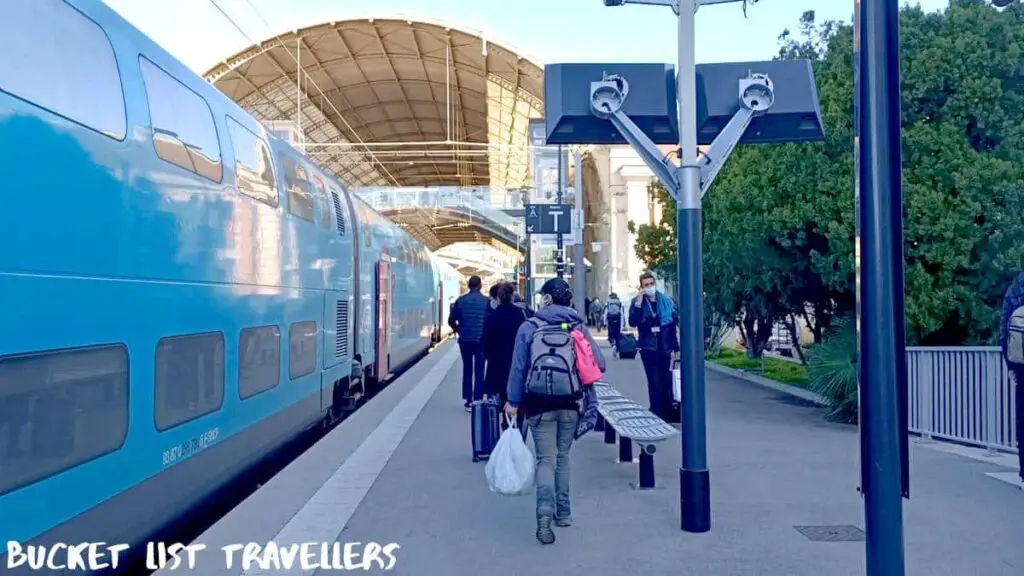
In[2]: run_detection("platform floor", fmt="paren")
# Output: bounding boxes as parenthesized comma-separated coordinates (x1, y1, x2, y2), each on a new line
(189, 338, 1024, 576)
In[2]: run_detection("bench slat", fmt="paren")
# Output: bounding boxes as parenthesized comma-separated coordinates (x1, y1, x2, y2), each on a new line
(594, 384, 679, 442)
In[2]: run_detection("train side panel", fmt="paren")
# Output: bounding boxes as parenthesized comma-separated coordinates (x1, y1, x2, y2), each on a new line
(0, 0, 344, 551)
(0, 0, 446, 558)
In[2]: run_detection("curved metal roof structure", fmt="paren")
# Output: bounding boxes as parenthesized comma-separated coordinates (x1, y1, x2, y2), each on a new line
(205, 17, 544, 192)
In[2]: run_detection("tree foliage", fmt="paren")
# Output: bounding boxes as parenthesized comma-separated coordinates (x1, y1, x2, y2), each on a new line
(631, 1, 1024, 352)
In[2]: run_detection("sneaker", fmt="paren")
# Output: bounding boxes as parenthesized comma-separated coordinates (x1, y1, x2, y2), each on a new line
(554, 515, 573, 527)
(464, 401, 472, 413)
(536, 515, 555, 544)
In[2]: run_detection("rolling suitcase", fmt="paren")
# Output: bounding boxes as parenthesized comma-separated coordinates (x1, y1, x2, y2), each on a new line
(616, 334, 638, 359)
(471, 397, 501, 462)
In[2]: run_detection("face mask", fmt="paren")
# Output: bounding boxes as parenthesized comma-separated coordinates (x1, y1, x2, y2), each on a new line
(541, 294, 553, 307)
(643, 286, 656, 297)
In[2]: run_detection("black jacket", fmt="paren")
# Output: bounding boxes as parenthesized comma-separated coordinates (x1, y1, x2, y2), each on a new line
(448, 290, 490, 344)
(483, 302, 533, 397)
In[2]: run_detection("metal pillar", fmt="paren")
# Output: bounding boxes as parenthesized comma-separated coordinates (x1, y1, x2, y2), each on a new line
(574, 150, 588, 317)
(675, 0, 711, 534)
(856, 0, 907, 573)
(556, 146, 566, 279)
(524, 229, 532, 301)
(596, 0, 777, 534)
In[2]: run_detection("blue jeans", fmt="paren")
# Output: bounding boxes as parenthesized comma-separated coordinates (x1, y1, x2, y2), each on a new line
(459, 341, 485, 403)
(527, 409, 579, 520)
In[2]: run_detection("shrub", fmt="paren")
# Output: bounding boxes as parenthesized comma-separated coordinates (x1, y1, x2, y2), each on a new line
(806, 316, 859, 423)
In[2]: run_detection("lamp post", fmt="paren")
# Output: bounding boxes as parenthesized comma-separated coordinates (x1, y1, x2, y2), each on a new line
(602, 0, 756, 534)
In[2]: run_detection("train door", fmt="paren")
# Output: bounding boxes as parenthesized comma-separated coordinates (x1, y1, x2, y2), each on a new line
(374, 258, 392, 381)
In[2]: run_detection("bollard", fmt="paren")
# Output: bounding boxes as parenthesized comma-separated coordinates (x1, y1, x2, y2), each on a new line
(595, 413, 606, 432)
(604, 424, 616, 444)
(638, 444, 657, 489)
(618, 436, 633, 463)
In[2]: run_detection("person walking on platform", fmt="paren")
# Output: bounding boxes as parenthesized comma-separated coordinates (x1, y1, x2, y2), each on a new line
(505, 278, 607, 545)
(448, 276, 490, 412)
(604, 292, 623, 345)
(999, 271, 1024, 490)
(484, 282, 532, 435)
(628, 272, 679, 422)
(589, 298, 604, 331)
(487, 283, 500, 317)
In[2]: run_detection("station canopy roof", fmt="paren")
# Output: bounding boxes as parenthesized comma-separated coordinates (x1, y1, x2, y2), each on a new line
(205, 17, 545, 191)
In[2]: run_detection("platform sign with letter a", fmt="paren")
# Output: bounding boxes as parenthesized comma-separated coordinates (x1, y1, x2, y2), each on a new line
(524, 203, 572, 236)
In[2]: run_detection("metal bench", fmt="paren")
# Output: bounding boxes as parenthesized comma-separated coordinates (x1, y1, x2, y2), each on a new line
(591, 382, 679, 489)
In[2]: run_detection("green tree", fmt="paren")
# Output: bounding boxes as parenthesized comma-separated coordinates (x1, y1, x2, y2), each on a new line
(632, 1, 1024, 351)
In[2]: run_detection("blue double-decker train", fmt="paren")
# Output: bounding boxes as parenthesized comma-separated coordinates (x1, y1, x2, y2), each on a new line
(0, 0, 465, 560)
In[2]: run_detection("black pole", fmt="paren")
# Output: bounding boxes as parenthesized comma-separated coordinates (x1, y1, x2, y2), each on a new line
(856, 0, 906, 573)
(525, 231, 532, 301)
(677, 182, 709, 532)
(556, 145, 565, 279)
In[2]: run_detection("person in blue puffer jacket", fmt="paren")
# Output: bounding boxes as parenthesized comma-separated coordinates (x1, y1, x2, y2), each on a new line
(448, 276, 490, 411)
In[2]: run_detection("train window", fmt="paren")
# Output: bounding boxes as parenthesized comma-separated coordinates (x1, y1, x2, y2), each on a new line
(289, 321, 318, 380)
(0, 0, 126, 140)
(154, 332, 225, 431)
(139, 57, 222, 183)
(312, 176, 332, 230)
(226, 116, 278, 207)
(279, 156, 315, 223)
(238, 326, 281, 400)
(0, 344, 129, 496)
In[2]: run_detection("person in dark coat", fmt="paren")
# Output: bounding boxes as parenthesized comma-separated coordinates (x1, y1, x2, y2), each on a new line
(487, 283, 500, 318)
(628, 271, 680, 422)
(483, 282, 532, 433)
(448, 276, 490, 411)
(999, 271, 1024, 489)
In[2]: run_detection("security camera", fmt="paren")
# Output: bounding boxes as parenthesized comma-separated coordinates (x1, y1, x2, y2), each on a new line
(739, 73, 774, 112)
(604, 0, 625, 5)
(991, 0, 1015, 7)
(590, 74, 630, 118)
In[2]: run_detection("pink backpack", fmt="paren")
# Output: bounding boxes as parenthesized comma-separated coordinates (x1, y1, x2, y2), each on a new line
(571, 328, 603, 386)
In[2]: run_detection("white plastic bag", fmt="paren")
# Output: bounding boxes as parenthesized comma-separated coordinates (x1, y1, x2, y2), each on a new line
(485, 418, 535, 496)
(672, 358, 681, 403)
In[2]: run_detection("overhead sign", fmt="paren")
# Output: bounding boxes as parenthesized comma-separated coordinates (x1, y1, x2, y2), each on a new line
(524, 204, 572, 235)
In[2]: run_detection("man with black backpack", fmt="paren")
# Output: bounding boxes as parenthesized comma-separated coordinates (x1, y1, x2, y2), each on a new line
(504, 278, 607, 545)
(604, 292, 623, 345)
(999, 272, 1024, 490)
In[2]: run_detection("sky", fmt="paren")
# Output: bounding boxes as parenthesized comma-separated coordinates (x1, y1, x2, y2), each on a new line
(102, 0, 952, 75)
